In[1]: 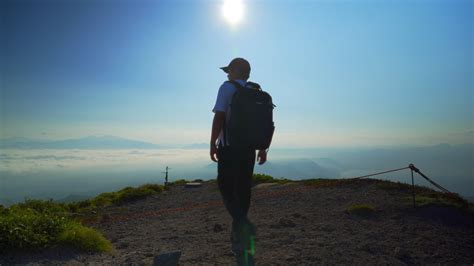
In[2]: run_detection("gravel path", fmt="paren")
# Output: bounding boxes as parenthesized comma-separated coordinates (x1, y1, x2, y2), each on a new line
(2, 179, 474, 265)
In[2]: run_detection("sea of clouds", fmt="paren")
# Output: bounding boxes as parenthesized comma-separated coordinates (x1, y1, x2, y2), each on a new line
(0, 145, 472, 205)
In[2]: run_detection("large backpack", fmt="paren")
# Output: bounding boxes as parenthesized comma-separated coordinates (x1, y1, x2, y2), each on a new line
(224, 80, 275, 150)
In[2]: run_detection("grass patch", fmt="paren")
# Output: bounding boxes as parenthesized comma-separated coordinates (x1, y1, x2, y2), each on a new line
(169, 179, 188, 186)
(347, 204, 376, 216)
(114, 185, 159, 204)
(404, 193, 469, 209)
(0, 207, 65, 250)
(375, 180, 469, 209)
(17, 199, 69, 214)
(57, 222, 112, 252)
(68, 183, 165, 213)
(0, 183, 168, 252)
(301, 178, 356, 188)
(376, 180, 414, 191)
(299, 178, 469, 211)
(252, 174, 292, 185)
(0, 199, 112, 253)
(66, 183, 167, 224)
(411, 195, 439, 206)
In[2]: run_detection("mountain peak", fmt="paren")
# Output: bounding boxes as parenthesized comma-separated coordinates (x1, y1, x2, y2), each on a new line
(0, 135, 165, 149)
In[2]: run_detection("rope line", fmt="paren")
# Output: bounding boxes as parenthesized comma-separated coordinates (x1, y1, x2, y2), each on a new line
(348, 163, 452, 194)
(408, 164, 451, 193)
(350, 166, 410, 180)
(36, 163, 453, 224)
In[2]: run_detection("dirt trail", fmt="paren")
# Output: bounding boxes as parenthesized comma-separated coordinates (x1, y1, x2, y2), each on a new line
(2, 179, 474, 265)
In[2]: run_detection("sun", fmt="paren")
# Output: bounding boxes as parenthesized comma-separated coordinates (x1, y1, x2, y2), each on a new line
(221, 0, 244, 26)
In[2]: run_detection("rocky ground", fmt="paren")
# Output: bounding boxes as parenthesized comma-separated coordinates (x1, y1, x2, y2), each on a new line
(1, 179, 474, 265)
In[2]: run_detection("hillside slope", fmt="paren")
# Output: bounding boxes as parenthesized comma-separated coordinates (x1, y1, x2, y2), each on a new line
(1, 179, 473, 264)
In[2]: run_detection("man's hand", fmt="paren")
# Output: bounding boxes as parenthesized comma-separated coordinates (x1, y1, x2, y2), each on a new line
(210, 112, 225, 163)
(210, 143, 219, 162)
(257, 150, 267, 165)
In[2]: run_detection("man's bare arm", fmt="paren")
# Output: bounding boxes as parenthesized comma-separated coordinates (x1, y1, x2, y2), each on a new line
(210, 111, 226, 162)
(257, 150, 267, 165)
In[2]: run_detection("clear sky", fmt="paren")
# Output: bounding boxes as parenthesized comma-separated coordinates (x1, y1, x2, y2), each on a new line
(1, 0, 473, 148)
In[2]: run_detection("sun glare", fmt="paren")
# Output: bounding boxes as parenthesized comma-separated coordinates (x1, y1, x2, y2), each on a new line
(222, 0, 244, 26)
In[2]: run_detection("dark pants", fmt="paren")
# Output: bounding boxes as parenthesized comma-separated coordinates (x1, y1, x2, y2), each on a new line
(217, 145, 256, 225)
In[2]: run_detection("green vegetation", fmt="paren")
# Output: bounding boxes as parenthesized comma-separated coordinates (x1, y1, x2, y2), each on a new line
(1, 176, 469, 253)
(166, 178, 208, 186)
(347, 204, 376, 216)
(302, 178, 354, 187)
(0, 205, 64, 250)
(169, 179, 188, 186)
(403, 193, 469, 209)
(376, 180, 469, 209)
(252, 173, 292, 185)
(68, 183, 165, 213)
(207, 179, 217, 184)
(57, 222, 112, 252)
(302, 178, 469, 210)
(0, 199, 111, 252)
(0, 183, 167, 253)
(375, 180, 414, 191)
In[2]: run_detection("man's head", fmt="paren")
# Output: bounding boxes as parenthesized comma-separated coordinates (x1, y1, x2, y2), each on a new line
(220, 58, 251, 81)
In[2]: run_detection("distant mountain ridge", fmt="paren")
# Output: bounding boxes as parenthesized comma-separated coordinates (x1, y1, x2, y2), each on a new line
(181, 143, 209, 149)
(256, 158, 341, 179)
(0, 135, 169, 149)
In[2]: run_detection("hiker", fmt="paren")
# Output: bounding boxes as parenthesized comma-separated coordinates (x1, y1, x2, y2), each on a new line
(210, 57, 274, 265)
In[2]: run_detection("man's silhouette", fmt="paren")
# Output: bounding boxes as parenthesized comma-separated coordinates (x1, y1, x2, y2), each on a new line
(210, 58, 267, 264)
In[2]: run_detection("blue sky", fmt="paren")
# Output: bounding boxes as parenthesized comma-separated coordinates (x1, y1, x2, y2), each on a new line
(1, 0, 472, 147)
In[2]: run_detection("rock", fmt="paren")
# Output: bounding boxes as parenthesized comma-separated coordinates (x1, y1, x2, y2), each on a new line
(278, 218, 296, 227)
(253, 183, 278, 189)
(142, 258, 154, 265)
(101, 214, 111, 223)
(213, 223, 224, 232)
(117, 242, 129, 249)
(153, 250, 182, 266)
(185, 182, 202, 188)
(393, 247, 411, 263)
(292, 213, 302, 218)
(320, 225, 335, 232)
(392, 247, 401, 256)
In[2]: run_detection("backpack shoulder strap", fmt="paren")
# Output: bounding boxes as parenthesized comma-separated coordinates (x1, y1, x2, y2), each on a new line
(226, 80, 245, 90)
(246, 81, 262, 91)
(222, 80, 247, 146)
(222, 81, 242, 147)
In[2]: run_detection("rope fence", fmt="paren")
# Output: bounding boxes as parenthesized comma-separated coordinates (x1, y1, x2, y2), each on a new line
(348, 163, 453, 208)
(39, 163, 454, 224)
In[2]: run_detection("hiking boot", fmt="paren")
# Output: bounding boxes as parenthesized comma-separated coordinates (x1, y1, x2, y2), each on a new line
(231, 230, 243, 255)
(238, 218, 256, 266)
(235, 251, 255, 266)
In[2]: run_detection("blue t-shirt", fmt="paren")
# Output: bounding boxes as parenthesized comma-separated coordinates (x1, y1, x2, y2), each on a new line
(212, 79, 247, 146)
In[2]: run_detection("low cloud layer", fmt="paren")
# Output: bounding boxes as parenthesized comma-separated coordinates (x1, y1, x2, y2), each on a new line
(0, 149, 208, 174)
(0, 144, 472, 205)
